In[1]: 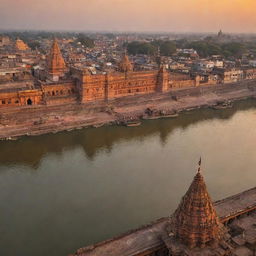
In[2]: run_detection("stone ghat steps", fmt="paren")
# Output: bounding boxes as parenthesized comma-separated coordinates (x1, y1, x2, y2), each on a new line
(0, 104, 105, 124)
(0, 117, 103, 139)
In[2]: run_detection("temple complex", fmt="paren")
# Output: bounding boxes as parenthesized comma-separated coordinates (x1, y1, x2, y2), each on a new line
(1, 38, 256, 116)
(70, 160, 256, 256)
(0, 38, 225, 109)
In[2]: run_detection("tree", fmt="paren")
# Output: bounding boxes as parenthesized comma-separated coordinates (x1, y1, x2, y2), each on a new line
(127, 41, 157, 55)
(159, 41, 176, 56)
(77, 34, 95, 48)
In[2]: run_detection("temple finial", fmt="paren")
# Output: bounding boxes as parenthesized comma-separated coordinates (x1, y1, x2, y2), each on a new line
(198, 157, 202, 173)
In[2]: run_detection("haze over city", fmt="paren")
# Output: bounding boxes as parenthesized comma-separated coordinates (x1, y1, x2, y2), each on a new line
(1, 0, 256, 33)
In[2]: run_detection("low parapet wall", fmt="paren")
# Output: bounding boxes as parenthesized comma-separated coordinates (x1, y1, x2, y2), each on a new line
(168, 80, 256, 99)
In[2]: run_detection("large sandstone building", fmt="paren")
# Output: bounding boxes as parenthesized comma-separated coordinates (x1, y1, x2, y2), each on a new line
(0, 39, 205, 108)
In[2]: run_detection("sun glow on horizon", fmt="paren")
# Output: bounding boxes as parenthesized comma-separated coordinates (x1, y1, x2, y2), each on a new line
(0, 0, 256, 32)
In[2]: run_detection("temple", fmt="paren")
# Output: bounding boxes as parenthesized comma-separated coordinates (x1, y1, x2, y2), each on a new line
(47, 38, 67, 81)
(170, 167, 222, 249)
(15, 38, 30, 51)
(70, 160, 256, 256)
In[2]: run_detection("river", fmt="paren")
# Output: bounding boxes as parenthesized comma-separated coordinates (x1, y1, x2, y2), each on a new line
(0, 99, 256, 256)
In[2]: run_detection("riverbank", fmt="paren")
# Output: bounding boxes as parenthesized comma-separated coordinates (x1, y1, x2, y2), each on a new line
(0, 81, 256, 140)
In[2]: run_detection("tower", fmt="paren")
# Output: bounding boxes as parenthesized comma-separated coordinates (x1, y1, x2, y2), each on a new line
(171, 159, 221, 249)
(157, 64, 169, 92)
(15, 38, 29, 51)
(47, 38, 66, 81)
(118, 51, 133, 73)
(218, 29, 223, 38)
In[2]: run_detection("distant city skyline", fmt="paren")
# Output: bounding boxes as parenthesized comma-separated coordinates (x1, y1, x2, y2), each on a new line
(1, 0, 256, 33)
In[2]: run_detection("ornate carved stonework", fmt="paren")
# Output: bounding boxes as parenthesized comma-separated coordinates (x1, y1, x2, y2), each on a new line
(171, 168, 222, 249)
(119, 54, 133, 72)
(47, 39, 66, 77)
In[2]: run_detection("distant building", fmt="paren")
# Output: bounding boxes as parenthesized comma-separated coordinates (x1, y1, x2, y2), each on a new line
(0, 36, 11, 47)
(218, 29, 223, 38)
(214, 68, 243, 83)
(249, 60, 256, 67)
(15, 39, 30, 51)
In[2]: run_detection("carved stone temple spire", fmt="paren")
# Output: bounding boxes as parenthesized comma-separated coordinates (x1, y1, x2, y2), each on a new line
(47, 38, 66, 79)
(171, 159, 221, 249)
(119, 50, 133, 73)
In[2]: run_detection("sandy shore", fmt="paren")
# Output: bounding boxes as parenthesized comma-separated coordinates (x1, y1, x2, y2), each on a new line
(0, 83, 256, 140)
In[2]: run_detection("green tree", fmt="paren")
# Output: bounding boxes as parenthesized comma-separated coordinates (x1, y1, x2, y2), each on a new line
(127, 41, 157, 55)
(159, 41, 176, 56)
(77, 34, 95, 48)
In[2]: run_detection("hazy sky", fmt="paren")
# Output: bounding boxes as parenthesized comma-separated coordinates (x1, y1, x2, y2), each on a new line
(1, 0, 256, 33)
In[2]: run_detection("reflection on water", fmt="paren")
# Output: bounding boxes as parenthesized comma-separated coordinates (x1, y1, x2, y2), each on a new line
(0, 99, 256, 256)
(1, 99, 256, 168)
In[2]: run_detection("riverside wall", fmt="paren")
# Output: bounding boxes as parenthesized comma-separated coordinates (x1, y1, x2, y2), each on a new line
(0, 80, 256, 140)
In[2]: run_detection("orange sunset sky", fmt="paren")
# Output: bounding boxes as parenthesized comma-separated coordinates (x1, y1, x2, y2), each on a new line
(0, 0, 255, 32)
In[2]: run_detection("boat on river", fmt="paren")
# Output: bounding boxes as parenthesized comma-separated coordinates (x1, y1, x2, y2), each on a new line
(126, 121, 141, 127)
(212, 101, 233, 110)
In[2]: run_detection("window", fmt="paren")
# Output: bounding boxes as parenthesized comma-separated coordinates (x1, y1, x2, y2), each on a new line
(2, 100, 5, 104)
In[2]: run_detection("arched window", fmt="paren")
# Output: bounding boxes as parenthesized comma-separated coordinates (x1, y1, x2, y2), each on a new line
(27, 98, 33, 105)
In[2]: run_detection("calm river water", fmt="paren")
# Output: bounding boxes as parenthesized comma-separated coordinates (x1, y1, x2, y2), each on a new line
(0, 99, 256, 256)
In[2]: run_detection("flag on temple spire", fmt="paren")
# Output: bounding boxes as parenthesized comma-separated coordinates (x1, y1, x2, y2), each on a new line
(198, 157, 201, 173)
(198, 157, 201, 166)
